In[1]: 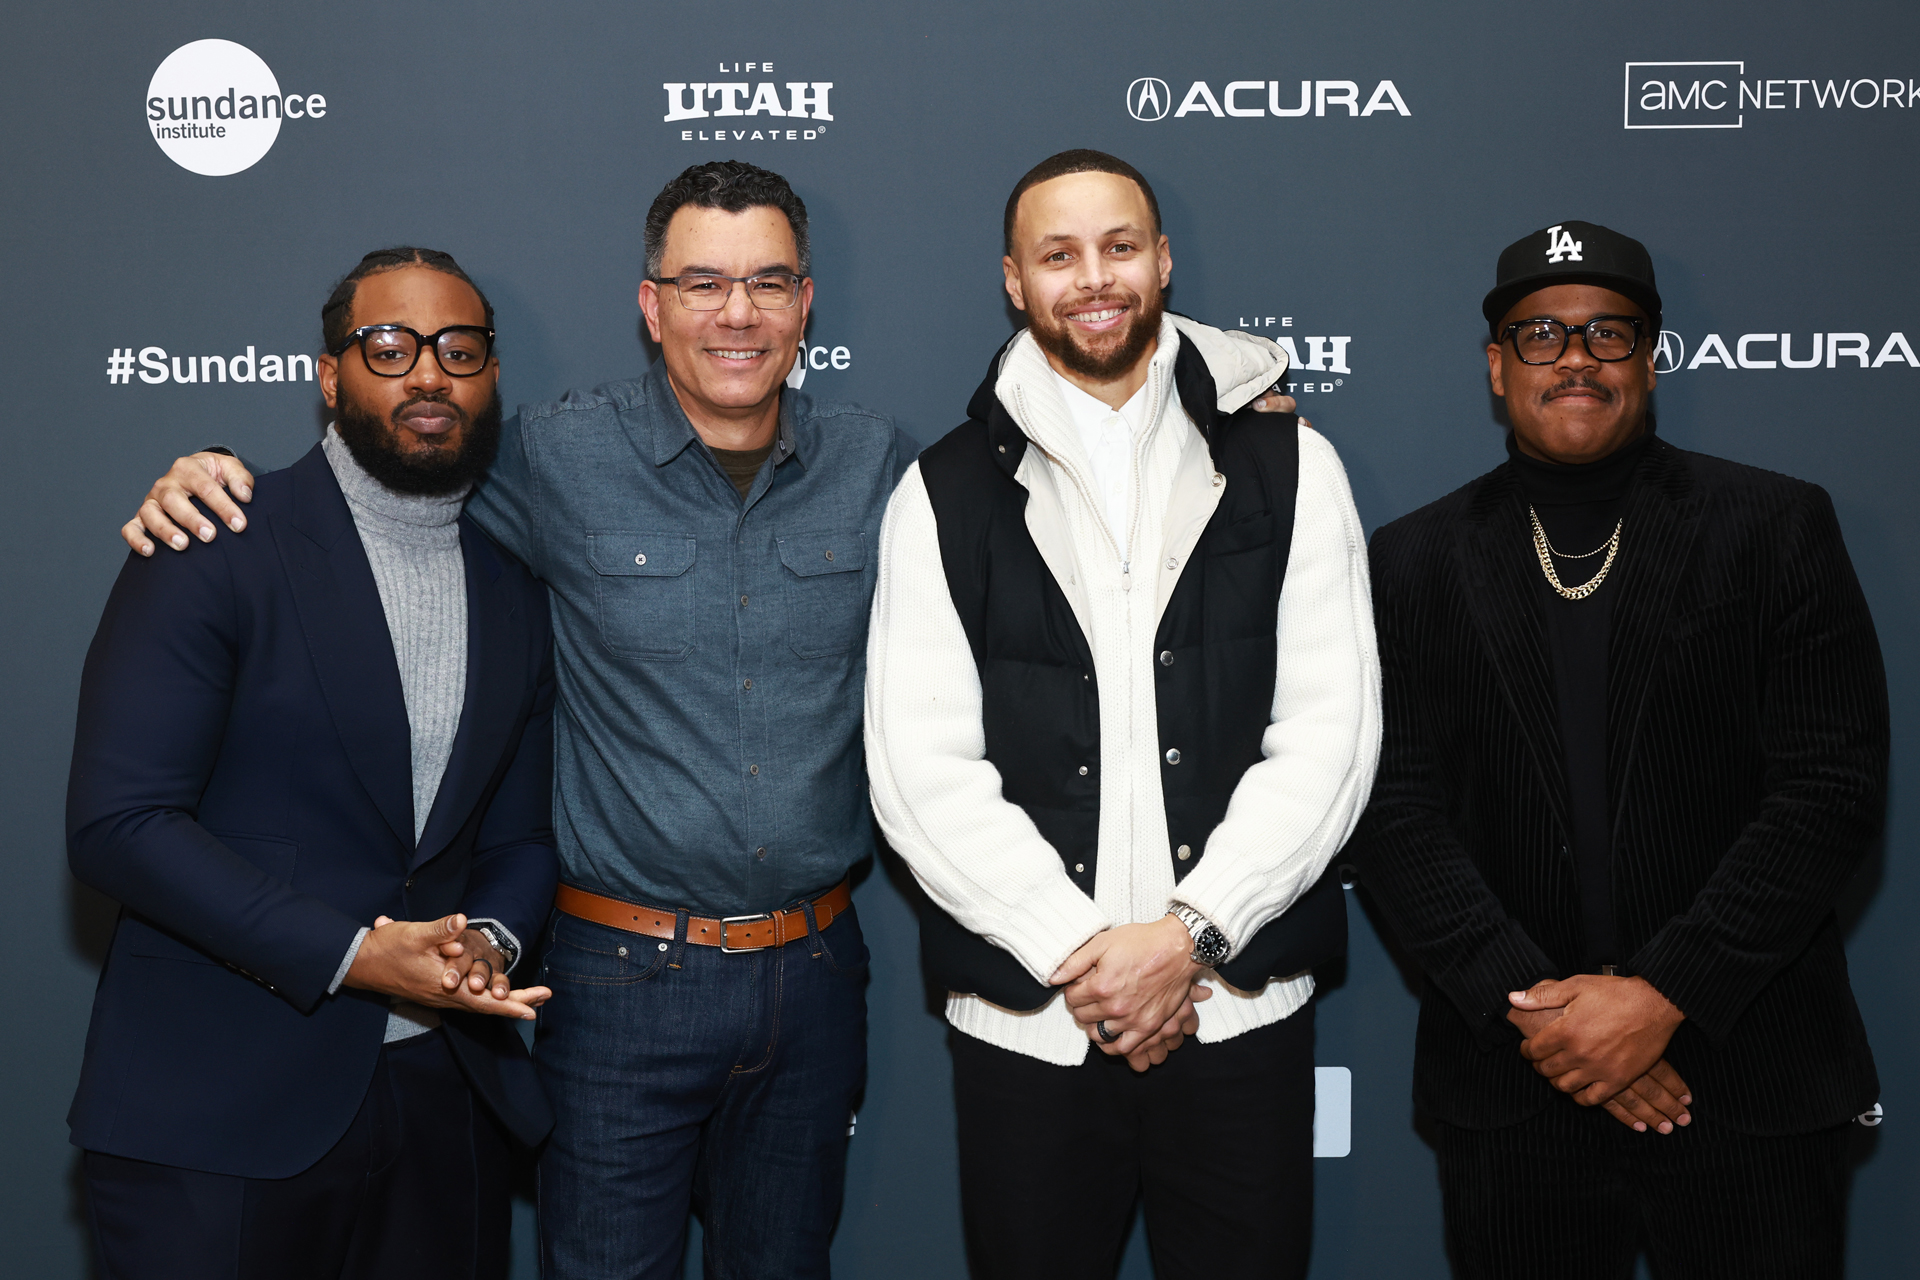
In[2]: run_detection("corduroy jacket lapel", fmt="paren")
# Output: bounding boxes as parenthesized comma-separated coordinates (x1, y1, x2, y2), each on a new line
(276, 445, 415, 852)
(1455, 463, 1571, 836)
(1604, 439, 1706, 819)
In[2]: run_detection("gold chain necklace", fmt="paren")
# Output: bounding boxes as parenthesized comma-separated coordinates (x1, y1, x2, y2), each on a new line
(1528, 506, 1621, 601)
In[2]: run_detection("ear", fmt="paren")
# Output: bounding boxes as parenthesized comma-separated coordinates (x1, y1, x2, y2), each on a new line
(1002, 256, 1027, 313)
(1486, 341, 1506, 398)
(1644, 341, 1657, 393)
(1155, 233, 1172, 291)
(317, 352, 340, 410)
(638, 279, 665, 343)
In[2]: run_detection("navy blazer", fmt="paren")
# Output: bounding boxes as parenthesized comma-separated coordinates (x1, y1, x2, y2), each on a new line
(67, 443, 558, 1179)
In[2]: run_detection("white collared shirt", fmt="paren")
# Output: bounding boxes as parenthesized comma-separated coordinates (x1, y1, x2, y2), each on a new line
(1051, 370, 1150, 559)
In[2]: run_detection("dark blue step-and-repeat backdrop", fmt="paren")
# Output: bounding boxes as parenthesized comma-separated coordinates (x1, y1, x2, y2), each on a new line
(4, 3, 1913, 1276)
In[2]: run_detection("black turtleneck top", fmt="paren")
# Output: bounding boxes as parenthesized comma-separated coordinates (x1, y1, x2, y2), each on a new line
(1505, 429, 1652, 972)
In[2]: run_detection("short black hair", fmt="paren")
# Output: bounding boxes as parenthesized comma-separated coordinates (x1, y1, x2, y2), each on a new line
(1003, 149, 1162, 259)
(320, 247, 494, 353)
(643, 160, 811, 280)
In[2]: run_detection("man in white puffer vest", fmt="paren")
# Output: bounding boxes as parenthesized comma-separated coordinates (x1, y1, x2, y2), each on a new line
(865, 150, 1382, 1278)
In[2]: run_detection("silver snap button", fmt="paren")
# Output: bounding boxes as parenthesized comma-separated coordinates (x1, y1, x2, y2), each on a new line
(634, 553, 647, 566)
(1078, 765, 1089, 776)
(740, 595, 749, 606)
(1165, 557, 1178, 571)
(750, 764, 760, 775)
(617, 946, 628, 957)
(658, 942, 669, 952)
(1212, 473, 1224, 487)
(824, 549, 835, 561)
(997, 444, 1007, 453)
(743, 679, 753, 690)
(1165, 748, 1182, 765)
(1159, 650, 1173, 666)
(756, 846, 768, 860)
(1176, 844, 1192, 860)
(1074, 863, 1085, 872)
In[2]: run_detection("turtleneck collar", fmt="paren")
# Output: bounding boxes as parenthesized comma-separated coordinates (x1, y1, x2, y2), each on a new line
(322, 424, 468, 547)
(1505, 425, 1653, 507)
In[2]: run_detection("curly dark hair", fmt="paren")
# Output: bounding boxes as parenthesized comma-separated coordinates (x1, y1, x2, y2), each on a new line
(320, 247, 494, 353)
(1003, 149, 1162, 258)
(643, 160, 811, 280)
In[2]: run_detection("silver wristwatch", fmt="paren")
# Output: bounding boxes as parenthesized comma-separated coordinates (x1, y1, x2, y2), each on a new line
(1168, 904, 1229, 968)
(471, 920, 519, 973)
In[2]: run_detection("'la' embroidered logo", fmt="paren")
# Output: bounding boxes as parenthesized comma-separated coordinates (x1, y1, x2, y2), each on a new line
(1545, 225, 1584, 263)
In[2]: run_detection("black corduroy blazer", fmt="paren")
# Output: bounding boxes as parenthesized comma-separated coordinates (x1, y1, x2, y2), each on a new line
(1352, 436, 1885, 1134)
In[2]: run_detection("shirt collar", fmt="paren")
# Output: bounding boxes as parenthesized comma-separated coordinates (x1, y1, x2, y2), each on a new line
(643, 359, 803, 469)
(1049, 365, 1152, 440)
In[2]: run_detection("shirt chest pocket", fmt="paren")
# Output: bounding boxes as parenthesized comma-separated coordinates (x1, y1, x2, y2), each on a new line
(777, 530, 870, 659)
(587, 532, 697, 660)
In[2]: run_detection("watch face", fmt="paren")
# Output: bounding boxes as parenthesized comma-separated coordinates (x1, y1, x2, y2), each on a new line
(1196, 925, 1229, 967)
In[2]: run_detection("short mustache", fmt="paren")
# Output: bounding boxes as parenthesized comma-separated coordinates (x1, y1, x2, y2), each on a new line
(1541, 375, 1614, 403)
(392, 392, 467, 428)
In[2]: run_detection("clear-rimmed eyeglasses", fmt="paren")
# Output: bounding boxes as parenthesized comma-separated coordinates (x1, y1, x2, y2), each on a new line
(651, 272, 805, 311)
(328, 324, 496, 377)
(1500, 315, 1644, 365)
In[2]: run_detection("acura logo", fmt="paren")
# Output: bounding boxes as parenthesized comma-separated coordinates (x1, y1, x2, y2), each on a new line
(1653, 330, 1686, 374)
(1127, 77, 1171, 121)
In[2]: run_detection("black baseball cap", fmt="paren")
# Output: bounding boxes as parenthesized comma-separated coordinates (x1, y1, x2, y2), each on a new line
(1482, 220, 1662, 336)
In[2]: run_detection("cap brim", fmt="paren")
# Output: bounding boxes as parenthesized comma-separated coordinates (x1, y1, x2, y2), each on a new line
(1483, 274, 1662, 332)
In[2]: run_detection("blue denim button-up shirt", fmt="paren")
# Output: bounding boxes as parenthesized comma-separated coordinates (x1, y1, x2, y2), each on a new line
(466, 360, 916, 915)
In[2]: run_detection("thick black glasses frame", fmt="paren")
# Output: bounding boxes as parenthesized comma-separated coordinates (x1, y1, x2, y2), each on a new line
(328, 324, 497, 377)
(1500, 315, 1645, 365)
(651, 273, 806, 311)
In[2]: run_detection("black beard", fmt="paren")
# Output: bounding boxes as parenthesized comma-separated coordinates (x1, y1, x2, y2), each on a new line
(334, 385, 502, 497)
(1028, 285, 1166, 381)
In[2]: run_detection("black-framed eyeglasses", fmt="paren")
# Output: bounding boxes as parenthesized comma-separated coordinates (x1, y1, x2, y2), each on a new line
(651, 272, 805, 311)
(329, 324, 497, 377)
(1501, 315, 1644, 365)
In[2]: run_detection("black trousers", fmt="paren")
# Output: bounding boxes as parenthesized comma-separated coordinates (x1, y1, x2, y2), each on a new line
(1437, 1100, 1852, 1280)
(84, 1028, 513, 1280)
(951, 1004, 1315, 1280)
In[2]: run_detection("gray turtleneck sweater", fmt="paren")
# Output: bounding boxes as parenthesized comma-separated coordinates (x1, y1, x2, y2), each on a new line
(318, 427, 515, 1041)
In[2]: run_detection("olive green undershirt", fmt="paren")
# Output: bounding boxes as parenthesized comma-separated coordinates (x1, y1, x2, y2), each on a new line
(709, 443, 776, 498)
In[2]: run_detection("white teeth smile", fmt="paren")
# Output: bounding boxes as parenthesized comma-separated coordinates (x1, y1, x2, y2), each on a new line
(712, 350, 764, 360)
(1073, 308, 1125, 323)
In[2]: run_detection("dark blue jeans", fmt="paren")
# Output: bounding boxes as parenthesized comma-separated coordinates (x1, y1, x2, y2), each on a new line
(534, 900, 868, 1280)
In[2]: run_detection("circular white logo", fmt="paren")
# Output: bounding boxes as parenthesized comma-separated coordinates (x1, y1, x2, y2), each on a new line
(146, 40, 286, 176)
(1128, 77, 1172, 121)
(1653, 330, 1686, 374)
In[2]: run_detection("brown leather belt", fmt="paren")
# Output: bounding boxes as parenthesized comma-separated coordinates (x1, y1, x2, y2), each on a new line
(554, 879, 852, 952)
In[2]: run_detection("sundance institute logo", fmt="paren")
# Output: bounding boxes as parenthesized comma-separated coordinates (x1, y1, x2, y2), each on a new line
(144, 39, 326, 176)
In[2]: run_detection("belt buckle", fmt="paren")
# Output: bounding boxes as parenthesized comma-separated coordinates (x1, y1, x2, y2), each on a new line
(720, 911, 776, 953)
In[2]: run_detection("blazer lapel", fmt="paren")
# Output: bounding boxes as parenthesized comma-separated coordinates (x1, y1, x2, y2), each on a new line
(275, 445, 415, 851)
(1455, 465, 1571, 835)
(411, 517, 527, 869)
(1606, 440, 1707, 816)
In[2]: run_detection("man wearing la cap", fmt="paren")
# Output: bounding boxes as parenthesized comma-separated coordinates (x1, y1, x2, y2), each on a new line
(1351, 220, 1885, 1277)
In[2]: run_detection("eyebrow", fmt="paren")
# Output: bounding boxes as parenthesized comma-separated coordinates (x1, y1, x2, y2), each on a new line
(1037, 225, 1145, 245)
(669, 263, 798, 277)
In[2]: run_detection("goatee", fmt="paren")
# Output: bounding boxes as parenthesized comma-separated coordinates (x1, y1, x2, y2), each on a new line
(335, 386, 503, 497)
(1028, 285, 1166, 381)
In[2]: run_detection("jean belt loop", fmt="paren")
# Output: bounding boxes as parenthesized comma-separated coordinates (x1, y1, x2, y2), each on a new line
(803, 900, 824, 957)
(670, 908, 689, 970)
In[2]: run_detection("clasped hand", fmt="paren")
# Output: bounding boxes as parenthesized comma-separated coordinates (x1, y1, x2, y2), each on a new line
(344, 913, 550, 1020)
(1052, 916, 1209, 1073)
(1508, 974, 1692, 1135)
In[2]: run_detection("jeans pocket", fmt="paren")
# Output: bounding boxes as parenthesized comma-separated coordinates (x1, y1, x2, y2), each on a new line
(542, 913, 669, 986)
(815, 907, 871, 978)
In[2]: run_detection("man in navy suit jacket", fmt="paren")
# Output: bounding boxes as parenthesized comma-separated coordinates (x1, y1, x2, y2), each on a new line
(67, 249, 558, 1280)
